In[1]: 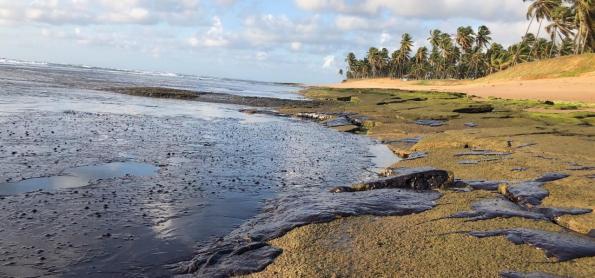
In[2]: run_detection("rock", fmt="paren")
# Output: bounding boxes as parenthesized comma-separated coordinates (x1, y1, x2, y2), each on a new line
(324, 116, 353, 127)
(454, 150, 511, 157)
(544, 100, 555, 105)
(296, 112, 333, 121)
(501, 181, 548, 207)
(462, 180, 508, 191)
(376, 100, 406, 105)
(511, 167, 528, 172)
(464, 122, 478, 128)
(329, 186, 355, 193)
(500, 271, 565, 278)
(567, 166, 595, 171)
(458, 160, 480, 165)
(332, 167, 454, 192)
(451, 197, 547, 221)
(469, 228, 595, 261)
(415, 120, 446, 127)
(533, 172, 569, 182)
(336, 96, 352, 102)
(396, 151, 427, 160)
(383, 136, 422, 144)
(450, 197, 590, 221)
(453, 104, 494, 113)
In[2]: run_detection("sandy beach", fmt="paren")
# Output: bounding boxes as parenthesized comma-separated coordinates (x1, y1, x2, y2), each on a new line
(326, 73, 595, 103)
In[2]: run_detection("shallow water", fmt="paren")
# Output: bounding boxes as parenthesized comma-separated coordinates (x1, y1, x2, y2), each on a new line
(0, 62, 397, 277)
(0, 162, 158, 195)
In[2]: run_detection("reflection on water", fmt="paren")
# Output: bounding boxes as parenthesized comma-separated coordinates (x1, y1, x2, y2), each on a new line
(0, 162, 158, 195)
(368, 143, 401, 172)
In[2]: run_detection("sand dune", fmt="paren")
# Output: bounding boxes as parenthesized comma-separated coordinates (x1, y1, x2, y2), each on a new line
(325, 73, 595, 103)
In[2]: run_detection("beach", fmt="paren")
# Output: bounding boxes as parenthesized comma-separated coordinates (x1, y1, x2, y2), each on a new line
(1, 60, 594, 278)
(326, 73, 595, 103)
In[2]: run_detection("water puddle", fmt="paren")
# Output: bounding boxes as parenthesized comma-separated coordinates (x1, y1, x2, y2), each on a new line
(367, 143, 400, 172)
(0, 162, 158, 195)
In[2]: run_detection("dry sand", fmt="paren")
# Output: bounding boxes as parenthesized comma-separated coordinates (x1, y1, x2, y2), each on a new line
(325, 73, 595, 103)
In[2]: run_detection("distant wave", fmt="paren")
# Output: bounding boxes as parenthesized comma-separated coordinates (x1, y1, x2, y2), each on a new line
(0, 57, 300, 88)
(0, 58, 48, 66)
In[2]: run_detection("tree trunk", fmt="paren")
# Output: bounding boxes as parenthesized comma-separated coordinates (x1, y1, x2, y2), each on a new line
(515, 16, 535, 65)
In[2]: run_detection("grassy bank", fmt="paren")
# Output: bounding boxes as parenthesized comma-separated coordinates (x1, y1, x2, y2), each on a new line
(250, 87, 595, 277)
(408, 53, 595, 86)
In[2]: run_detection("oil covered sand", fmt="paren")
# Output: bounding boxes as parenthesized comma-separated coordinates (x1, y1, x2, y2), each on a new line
(248, 88, 595, 277)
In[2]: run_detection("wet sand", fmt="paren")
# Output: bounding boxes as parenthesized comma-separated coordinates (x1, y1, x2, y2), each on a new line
(0, 63, 396, 277)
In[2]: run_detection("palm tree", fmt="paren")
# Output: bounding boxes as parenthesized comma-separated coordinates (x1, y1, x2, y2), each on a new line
(519, 0, 561, 63)
(546, 5, 575, 57)
(476, 25, 493, 51)
(395, 33, 414, 77)
(366, 47, 382, 78)
(410, 47, 429, 79)
(456, 26, 476, 52)
(559, 37, 576, 55)
(566, 0, 593, 53)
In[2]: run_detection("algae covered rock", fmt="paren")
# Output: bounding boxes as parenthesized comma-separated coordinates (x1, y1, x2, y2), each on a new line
(453, 104, 494, 113)
(331, 167, 454, 192)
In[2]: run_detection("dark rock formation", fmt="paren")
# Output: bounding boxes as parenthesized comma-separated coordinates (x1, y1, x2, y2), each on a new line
(453, 105, 494, 113)
(331, 167, 454, 192)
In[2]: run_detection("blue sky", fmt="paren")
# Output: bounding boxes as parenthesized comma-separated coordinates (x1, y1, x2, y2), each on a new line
(0, 0, 536, 83)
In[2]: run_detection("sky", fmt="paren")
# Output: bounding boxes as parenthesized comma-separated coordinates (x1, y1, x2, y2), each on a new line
(0, 0, 538, 83)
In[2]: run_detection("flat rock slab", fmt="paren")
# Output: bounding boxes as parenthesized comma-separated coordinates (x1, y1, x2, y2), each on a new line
(567, 166, 595, 171)
(453, 105, 494, 114)
(501, 173, 569, 207)
(458, 160, 480, 165)
(451, 197, 547, 221)
(455, 150, 512, 157)
(450, 197, 591, 221)
(469, 228, 595, 261)
(504, 181, 549, 206)
(383, 136, 422, 144)
(460, 180, 508, 191)
(177, 189, 441, 277)
(324, 116, 353, 127)
(533, 173, 570, 182)
(415, 120, 446, 127)
(332, 167, 453, 192)
(403, 152, 428, 160)
(500, 271, 566, 278)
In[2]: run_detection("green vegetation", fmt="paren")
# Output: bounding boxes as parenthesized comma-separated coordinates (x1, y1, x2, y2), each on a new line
(342, 0, 594, 81)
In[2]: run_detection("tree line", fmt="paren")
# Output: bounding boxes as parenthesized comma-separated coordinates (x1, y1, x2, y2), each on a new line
(342, 0, 594, 80)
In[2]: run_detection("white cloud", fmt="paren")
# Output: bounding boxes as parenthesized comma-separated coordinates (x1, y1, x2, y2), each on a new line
(189, 16, 230, 48)
(0, 0, 204, 25)
(322, 55, 335, 69)
(256, 51, 268, 61)
(296, 0, 528, 21)
(290, 41, 302, 51)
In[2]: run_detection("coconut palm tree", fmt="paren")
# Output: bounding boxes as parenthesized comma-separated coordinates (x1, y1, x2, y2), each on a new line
(566, 0, 593, 53)
(366, 47, 382, 78)
(410, 47, 429, 79)
(546, 5, 575, 57)
(395, 33, 414, 77)
(456, 26, 476, 52)
(519, 0, 561, 63)
(476, 25, 493, 51)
